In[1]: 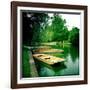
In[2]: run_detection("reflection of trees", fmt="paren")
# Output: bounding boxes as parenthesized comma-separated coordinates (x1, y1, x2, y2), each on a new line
(51, 45, 70, 59)
(69, 46, 79, 62)
(62, 46, 70, 59)
(36, 60, 66, 77)
(54, 45, 79, 63)
(34, 46, 79, 77)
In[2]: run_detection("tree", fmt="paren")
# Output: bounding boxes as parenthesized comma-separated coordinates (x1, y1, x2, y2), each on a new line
(50, 14, 69, 42)
(69, 27, 79, 47)
(40, 25, 54, 42)
(22, 12, 49, 45)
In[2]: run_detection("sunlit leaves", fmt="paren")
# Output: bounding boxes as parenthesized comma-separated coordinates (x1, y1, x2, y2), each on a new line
(22, 12, 79, 47)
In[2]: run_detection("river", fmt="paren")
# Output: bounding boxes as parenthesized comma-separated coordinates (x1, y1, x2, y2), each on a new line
(34, 45, 79, 77)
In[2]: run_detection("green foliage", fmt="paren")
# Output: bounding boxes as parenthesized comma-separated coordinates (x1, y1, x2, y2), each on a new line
(39, 14, 69, 42)
(31, 13, 49, 43)
(39, 26, 54, 42)
(22, 48, 30, 77)
(69, 27, 79, 47)
(22, 12, 49, 45)
(22, 12, 79, 46)
(50, 14, 69, 41)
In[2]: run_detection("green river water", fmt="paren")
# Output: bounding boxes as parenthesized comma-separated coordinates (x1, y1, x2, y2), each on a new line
(22, 45, 79, 77)
(35, 45, 79, 77)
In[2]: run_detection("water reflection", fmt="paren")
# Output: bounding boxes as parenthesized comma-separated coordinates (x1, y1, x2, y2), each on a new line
(69, 47, 79, 62)
(35, 45, 79, 77)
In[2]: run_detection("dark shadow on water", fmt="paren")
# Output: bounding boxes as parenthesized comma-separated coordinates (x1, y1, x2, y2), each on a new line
(69, 46, 79, 62)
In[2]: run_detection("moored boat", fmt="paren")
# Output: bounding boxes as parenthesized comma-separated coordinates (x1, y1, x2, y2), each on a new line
(33, 54, 65, 65)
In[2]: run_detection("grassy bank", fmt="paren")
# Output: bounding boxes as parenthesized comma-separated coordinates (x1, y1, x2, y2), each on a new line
(22, 48, 31, 77)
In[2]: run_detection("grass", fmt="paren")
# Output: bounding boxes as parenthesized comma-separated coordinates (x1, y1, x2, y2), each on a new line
(22, 47, 31, 77)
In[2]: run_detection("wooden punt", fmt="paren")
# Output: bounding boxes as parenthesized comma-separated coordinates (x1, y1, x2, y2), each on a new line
(33, 54, 65, 65)
(33, 48, 64, 54)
